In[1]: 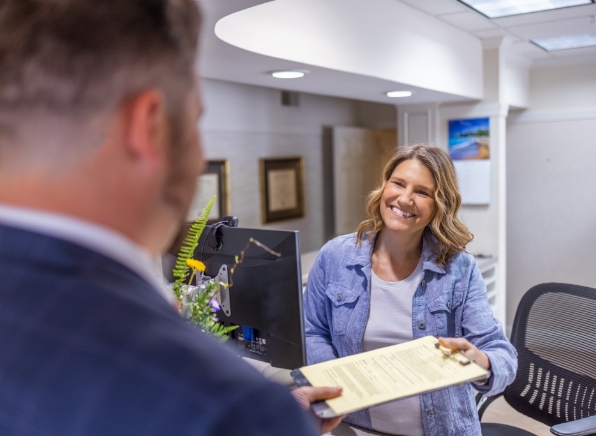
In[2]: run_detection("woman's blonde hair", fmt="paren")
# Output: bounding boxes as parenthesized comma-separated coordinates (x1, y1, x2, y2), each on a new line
(356, 144, 473, 267)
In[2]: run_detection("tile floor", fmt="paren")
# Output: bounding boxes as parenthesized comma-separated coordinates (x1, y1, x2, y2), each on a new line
(481, 396, 551, 435)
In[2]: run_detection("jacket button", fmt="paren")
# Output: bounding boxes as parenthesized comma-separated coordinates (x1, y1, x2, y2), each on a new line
(421, 280, 426, 287)
(427, 411, 434, 417)
(447, 301, 451, 309)
(337, 294, 343, 301)
(418, 321, 426, 329)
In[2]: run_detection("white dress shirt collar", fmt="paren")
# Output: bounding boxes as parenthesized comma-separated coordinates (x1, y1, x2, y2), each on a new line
(0, 204, 174, 303)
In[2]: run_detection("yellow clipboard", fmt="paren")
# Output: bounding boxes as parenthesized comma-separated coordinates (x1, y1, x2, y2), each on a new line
(291, 335, 489, 418)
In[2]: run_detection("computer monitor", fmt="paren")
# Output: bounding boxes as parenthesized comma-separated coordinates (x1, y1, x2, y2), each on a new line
(192, 224, 306, 370)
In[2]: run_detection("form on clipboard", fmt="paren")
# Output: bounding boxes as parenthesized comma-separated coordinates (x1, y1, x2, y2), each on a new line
(291, 335, 489, 418)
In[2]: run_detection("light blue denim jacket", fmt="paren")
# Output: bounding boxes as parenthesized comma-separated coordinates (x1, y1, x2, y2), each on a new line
(304, 233, 517, 436)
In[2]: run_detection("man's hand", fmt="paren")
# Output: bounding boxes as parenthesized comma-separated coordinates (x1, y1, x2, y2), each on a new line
(291, 386, 345, 434)
(438, 337, 491, 370)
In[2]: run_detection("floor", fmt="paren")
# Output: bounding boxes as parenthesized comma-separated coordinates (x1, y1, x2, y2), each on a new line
(325, 397, 552, 436)
(481, 396, 551, 435)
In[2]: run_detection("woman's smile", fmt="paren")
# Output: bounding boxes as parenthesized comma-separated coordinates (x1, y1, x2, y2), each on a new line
(389, 205, 415, 219)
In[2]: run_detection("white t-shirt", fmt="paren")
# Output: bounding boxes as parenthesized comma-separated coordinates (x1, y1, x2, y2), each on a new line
(362, 258, 425, 436)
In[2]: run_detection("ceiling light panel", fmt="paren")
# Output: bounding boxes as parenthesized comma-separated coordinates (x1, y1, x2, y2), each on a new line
(271, 71, 305, 79)
(532, 32, 596, 50)
(386, 91, 413, 97)
(458, 0, 594, 18)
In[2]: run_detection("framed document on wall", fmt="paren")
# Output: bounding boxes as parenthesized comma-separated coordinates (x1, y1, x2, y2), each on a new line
(187, 160, 230, 223)
(260, 157, 305, 224)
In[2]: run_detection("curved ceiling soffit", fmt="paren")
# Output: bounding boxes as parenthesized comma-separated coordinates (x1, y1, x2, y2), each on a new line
(214, 0, 484, 100)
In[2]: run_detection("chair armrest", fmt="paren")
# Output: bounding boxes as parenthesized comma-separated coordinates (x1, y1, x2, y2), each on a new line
(476, 393, 503, 420)
(551, 415, 596, 436)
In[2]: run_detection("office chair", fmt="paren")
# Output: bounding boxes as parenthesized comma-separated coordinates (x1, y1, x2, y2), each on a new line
(478, 283, 596, 436)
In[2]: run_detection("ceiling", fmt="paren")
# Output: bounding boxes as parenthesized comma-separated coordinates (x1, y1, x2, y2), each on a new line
(401, 0, 596, 68)
(198, 0, 596, 105)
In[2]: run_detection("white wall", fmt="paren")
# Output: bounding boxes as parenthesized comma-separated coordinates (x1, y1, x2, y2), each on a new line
(199, 78, 396, 253)
(506, 63, 596, 331)
(528, 63, 596, 111)
(504, 54, 530, 110)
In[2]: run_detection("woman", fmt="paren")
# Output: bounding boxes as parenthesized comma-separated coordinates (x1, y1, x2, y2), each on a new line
(304, 144, 517, 436)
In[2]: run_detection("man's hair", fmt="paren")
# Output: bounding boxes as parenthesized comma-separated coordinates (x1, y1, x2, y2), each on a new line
(0, 0, 201, 165)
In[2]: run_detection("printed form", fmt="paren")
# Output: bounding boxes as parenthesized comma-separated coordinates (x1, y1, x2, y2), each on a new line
(297, 336, 488, 416)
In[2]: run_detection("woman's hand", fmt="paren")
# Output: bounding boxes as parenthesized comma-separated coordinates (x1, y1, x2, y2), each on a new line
(438, 337, 491, 370)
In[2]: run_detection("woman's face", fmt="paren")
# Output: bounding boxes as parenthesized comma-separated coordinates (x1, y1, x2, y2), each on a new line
(380, 158, 436, 238)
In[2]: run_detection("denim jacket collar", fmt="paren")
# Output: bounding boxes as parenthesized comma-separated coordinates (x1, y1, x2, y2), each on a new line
(347, 231, 446, 275)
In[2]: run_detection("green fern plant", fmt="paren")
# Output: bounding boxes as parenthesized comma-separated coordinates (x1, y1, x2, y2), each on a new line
(172, 195, 215, 300)
(171, 196, 238, 341)
(171, 198, 280, 343)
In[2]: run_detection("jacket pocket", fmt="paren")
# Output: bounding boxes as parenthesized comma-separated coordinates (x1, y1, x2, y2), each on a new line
(325, 282, 360, 336)
(427, 286, 464, 337)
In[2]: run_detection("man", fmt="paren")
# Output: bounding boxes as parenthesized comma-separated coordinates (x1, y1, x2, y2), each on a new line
(0, 0, 342, 434)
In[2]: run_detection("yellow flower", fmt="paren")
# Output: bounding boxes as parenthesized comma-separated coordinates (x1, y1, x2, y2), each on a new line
(186, 259, 206, 272)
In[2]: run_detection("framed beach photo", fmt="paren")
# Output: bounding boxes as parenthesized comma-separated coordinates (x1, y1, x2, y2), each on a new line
(260, 157, 305, 224)
(448, 118, 490, 161)
(187, 160, 230, 224)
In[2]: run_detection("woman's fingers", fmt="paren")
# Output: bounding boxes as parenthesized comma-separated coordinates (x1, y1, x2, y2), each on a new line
(438, 337, 472, 351)
(438, 337, 491, 370)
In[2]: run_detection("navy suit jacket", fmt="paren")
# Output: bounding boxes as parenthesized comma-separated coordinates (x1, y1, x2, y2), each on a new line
(0, 225, 317, 435)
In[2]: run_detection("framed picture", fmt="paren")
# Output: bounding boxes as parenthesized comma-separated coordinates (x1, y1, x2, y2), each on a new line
(260, 157, 305, 224)
(448, 117, 490, 161)
(187, 160, 230, 224)
(448, 118, 491, 205)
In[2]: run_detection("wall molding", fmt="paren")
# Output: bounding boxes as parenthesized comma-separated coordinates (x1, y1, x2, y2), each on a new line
(531, 55, 596, 70)
(397, 102, 440, 147)
(508, 107, 596, 124)
(439, 102, 509, 119)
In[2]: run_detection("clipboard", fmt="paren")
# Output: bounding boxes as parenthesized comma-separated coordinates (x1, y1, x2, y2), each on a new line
(291, 336, 489, 418)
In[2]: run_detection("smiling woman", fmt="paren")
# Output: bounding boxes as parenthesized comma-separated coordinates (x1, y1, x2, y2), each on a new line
(303, 144, 518, 436)
(357, 144, 473, 268)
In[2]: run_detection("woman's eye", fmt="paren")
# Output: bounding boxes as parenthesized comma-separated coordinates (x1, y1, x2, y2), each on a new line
(417, 191, 429, 197)
(393, 181, 404, 187)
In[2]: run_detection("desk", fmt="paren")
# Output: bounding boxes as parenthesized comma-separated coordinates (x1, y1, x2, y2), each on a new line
(243, 358, 295, 387)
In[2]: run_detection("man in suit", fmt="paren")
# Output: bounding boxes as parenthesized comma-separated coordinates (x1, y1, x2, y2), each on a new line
(0, 0, 343, 434)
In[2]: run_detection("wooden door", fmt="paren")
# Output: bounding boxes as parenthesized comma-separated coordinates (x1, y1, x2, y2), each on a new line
(333, 127, 396, 236)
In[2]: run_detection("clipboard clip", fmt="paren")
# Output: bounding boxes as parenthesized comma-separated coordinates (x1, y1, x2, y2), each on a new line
(435, 342, 471, 366)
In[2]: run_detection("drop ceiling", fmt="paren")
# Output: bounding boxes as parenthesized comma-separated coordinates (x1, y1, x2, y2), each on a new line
(401, 0, 596, 67)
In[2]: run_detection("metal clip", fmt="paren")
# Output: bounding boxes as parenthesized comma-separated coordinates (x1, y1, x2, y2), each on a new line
(434, 342, 471, 366)
(215, 264, 231, 316)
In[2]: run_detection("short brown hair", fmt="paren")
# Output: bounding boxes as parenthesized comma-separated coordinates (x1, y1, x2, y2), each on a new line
(0, 0, 201, 156)
(356, 144, 473, 267)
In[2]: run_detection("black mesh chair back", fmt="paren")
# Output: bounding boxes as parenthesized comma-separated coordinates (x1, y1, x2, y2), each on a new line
(505, 283, 596, 428)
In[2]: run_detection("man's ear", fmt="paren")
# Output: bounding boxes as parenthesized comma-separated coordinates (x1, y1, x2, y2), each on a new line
(123, 89, 168, 163)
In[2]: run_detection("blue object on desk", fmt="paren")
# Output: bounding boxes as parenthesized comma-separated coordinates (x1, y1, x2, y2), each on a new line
(242, 326, 254, 343)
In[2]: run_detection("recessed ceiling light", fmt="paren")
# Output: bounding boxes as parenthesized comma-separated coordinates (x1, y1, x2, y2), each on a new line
(532, 32, 596, 51)
(386, 91, 413, 98)
(271, 71, 306, 79)
(457, 0, 594, 19)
